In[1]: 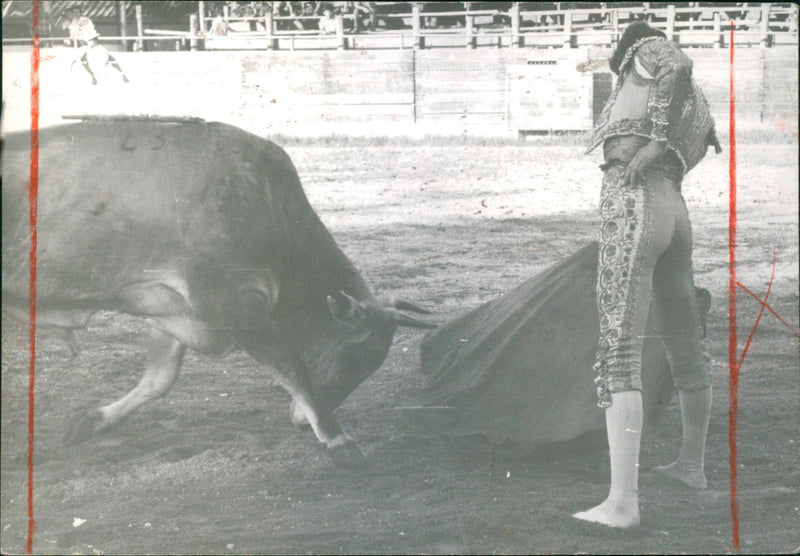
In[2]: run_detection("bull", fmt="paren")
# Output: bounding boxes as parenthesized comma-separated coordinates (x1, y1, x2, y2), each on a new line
(1, 118, 434, 467)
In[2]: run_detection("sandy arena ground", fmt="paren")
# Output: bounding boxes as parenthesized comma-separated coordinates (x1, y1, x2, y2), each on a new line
(1, 136, 798, 554)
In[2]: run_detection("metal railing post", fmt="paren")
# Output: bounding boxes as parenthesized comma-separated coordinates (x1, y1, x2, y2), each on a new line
(265, 12, 276, 50)
(189, 14, 198, 50)
(563, 11, 572, 48)
(336, 14, 345, 49)
(511, 2, 520, 48)
(412, 3, 422, 49)
(198, 1, 206, 33)
(119, 0, 128, 50)
(666, 4, 675, 42)
(466, 14, 474, 48)
(760, 3, 771, 47)
(713, 12, 721, 48)
(611, 8, 619, 44)
(135, 3, 144, 51)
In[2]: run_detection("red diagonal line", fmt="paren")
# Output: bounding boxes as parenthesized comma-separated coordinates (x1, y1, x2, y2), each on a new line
(735, 282, 800, 338)
(736, 251, 776, 371)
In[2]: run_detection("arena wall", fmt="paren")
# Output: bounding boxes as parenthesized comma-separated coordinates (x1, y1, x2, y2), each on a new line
(2, 46, 796, 137)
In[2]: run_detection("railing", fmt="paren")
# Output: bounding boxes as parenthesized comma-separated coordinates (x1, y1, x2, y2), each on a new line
(194, 2, 798, 50)
(2, 35, 195, 51)
(3, 2, 797, 50)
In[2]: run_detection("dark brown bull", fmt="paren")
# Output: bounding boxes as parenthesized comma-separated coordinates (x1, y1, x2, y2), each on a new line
(1, 118, 433, 467)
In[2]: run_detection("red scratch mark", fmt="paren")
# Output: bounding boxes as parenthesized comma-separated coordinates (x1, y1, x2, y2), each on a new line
(736, 282, 800, 338)
(27, 1, 41, 553)
(768, 118, 799, 138)
(727, 20, 740, 553)
(735, 252, 776, 372)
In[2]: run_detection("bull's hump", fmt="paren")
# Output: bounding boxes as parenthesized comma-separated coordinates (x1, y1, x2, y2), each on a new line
(3, 118, 371, 305)
(5, 119, 303, 205)
(37, 121, 289, 227)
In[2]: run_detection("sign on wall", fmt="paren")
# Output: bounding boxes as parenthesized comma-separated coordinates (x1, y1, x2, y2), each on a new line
(508, 57, 611, 134)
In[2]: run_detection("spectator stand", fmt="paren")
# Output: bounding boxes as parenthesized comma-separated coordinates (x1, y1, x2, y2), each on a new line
(2, 0, 131, 48)
(1, 1, 201, 52)
(190, 2, 798, 51)
(1, 2, 797, 51)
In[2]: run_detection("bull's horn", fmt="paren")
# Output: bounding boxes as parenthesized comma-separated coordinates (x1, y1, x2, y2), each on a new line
(389, 298, 432, 315)
(382, 307, 438, 329)
(327, 291, 366, 326)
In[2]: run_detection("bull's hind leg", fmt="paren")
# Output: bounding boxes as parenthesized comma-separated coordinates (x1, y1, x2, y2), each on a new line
(64, 328, 185, 445)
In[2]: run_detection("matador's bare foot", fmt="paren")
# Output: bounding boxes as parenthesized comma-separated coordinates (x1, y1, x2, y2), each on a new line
(572, 499, 640, 529)
(653, 461, 708, 490)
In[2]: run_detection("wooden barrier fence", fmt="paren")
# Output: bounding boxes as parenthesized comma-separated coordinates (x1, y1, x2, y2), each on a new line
(1, 46, 796, 137)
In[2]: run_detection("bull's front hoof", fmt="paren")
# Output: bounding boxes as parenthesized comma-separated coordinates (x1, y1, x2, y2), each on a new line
(64, 410, 104, 446)
(326, 439, 367, 468)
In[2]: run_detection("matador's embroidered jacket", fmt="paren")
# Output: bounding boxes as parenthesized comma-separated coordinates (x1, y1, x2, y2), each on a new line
(588, 36, 721, 174)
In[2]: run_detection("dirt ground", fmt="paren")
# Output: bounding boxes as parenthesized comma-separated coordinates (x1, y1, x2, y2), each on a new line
(1, 138, 798, 555)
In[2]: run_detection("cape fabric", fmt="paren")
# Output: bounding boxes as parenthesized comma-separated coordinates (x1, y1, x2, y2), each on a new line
(418, 241, 705, 448)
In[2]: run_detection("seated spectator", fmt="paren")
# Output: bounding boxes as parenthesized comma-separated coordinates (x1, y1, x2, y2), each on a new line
(352, 1, 376, 32)
(209, 13, 230, 35)
(237, 2, 260, 31)
(470, 2, 513, 28)
(248, 1, 270, 31)
(301, 1, 320, 30)
(273, 1, 294, 30)
(573, 2, 608, 25)
(253, 2, 272, 17)
(276, 1, 307, 30)
(339, 1, 355, 32)
(519, 2, 560, 28)
(421, 2, 465, 29)
(372, 2, 411, 30)
(319, 5, 337, 34)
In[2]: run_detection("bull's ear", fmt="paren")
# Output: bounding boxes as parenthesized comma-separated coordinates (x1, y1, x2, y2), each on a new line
(327, 291, 366, 326)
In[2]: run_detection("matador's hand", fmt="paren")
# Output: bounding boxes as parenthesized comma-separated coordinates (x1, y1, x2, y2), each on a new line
(623, 140, 667, 188)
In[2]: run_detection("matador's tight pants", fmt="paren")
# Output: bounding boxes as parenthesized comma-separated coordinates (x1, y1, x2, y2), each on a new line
(593, 143, 712, 407)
